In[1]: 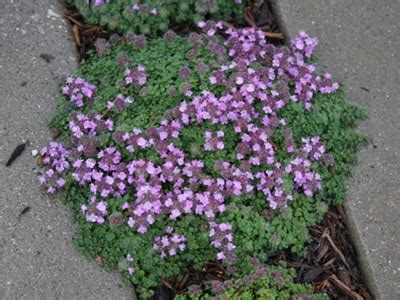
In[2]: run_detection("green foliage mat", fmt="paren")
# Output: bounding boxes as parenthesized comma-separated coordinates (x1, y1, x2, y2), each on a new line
(47, 34, 367, 298)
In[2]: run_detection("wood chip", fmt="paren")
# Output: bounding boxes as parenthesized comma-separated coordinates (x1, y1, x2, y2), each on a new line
(338, 268, 353, 288)
(177, 274, 190, 290)
(72, 24, 81, 46)
(323, 257, 336, 267)
(95, 256, 104, 267)
(316, 242, 330, 262)
(329, 274, 363, 300)
(322, 229, 350, 268)
(302, 267, 324, 283)
(51, 129, 61, 139)
(36, 155, 44, 167)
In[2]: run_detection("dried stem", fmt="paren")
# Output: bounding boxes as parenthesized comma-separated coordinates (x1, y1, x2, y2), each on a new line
(322, 229, 350, 268)
(329, 274, 364, 300)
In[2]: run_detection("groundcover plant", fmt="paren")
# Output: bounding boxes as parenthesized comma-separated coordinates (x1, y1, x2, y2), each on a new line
(67, 0, 252, 36)
(38, 21, 367, 298)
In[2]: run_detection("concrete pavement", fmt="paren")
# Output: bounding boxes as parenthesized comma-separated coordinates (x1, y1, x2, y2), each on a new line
(0, 0, 134, 298)
(273, 1, 400, 299)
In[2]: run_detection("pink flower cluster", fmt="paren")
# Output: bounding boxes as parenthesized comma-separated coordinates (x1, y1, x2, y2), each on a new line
(94, 0, 104, 6)
(132, 3, 158, 15)
(238, 127, 275, 165)
(209, 222, 236, 263)
(202, 22, 339, 110)
(124, 64, 147, 88)
(38, 142, 70, 193)
(301, 136, 325, 161)
(153, 226, 186, 258)
(121, 161, 163, 233)
(255, 164, 293, 209)
(290, 30, 318, 58)
(286, 157, 321, 197)
(72, 148, 130, 198)
(62, 77, 96, 107)
(215, 161, 254, 196)
(69, 112, 113, 139)
(126, 253, 135, 275)
(204, 130, 225, 151)
(107, 94, 134, 112)
(80, 195, 108, 224)
(68, 111, 114, 157)
(114, 128, 151, 153)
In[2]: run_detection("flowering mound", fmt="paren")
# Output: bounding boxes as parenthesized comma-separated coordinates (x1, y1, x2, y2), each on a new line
(67, 0, 251, 36)
(41, 23, 366, 298)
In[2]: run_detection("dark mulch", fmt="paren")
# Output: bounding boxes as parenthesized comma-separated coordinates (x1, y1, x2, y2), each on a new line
(270, 206, 373, 299)
(61, 3, 372, 300)
(63, 6, 117, 61)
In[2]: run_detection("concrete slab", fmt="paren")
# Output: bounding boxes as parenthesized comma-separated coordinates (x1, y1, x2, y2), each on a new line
(273, 1, 400, 299)
(0, 0, 134, 298)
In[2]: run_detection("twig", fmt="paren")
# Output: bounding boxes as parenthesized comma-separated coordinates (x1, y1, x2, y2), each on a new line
(329, 274, 364, 300)
(64, 12, 104, 31)
(82, 27, 106, 34)
(221, 21, 235, 29)
(177, 274, 190, 290)
(244, 13, 257, 28)
(244, 5, 284, 40)
(101, 107, 112, 119)
(337, 205, 346, 219)
(64, 14, 86, 27)
(322, 229, 350, 268)
(72, 24, 81, 46)
(264, 31, 284, 40)
(323, 257, 336, 267)
(162, 278, 177, 294)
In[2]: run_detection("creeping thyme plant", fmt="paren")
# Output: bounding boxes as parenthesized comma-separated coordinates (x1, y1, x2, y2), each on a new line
(39, 20, 367, 298)
(67, 0, 252, 36)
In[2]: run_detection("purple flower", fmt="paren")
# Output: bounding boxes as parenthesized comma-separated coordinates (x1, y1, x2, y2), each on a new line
(38, 142, 70, 193)
(153, 227, 186, 258)
(179, 66, 191, 80)
(127, 267, 135, 275)
(82, 196, 108, 224)
(94, 0, 106, 6)
(94, 38, 110, 57)
(108, 94, 133, 113)
(209, 222, 236, 264)
(163, 30, 177, 43)
(62, 77, 96, 107)
(125, 64, 147, 88)
(204, 130, 225, 151)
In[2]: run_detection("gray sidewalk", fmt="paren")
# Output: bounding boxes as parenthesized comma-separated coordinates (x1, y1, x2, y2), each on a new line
(0, 0, 134, 298)
(274, 1, 400, 299)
